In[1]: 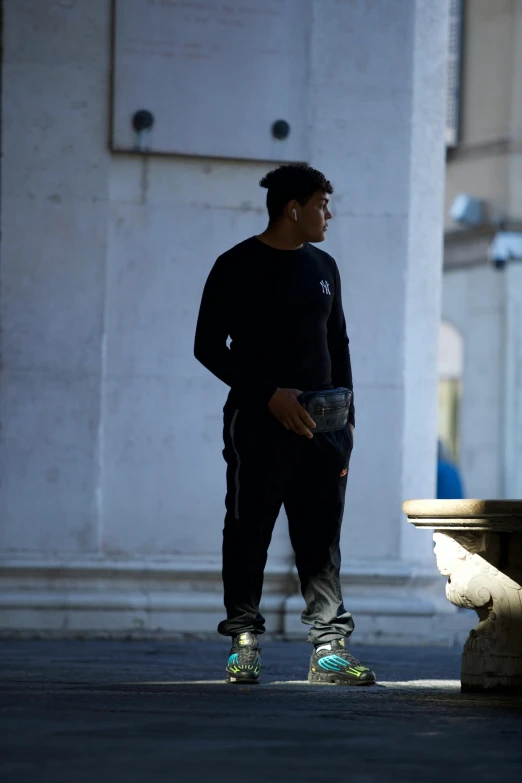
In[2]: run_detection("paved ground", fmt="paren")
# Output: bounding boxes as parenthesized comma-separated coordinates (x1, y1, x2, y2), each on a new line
(1, 639, 521, 783)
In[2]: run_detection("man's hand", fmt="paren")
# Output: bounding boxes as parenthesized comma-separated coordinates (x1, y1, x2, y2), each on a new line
(268, 388, 316, 439)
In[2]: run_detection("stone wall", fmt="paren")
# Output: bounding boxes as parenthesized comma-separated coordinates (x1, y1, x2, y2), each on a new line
(0, 0, 466, 643)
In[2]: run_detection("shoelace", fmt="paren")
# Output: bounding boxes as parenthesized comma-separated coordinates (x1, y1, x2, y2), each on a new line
(236, 646, 259, 666)
(334, 650, 367, 669)
(343, 651, 364, 666)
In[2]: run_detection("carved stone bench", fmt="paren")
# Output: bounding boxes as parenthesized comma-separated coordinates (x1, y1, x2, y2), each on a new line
(402, 499, 522, 692)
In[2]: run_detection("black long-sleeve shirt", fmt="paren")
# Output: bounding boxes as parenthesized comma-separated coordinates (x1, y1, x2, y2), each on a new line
(194, 236, 355, 426)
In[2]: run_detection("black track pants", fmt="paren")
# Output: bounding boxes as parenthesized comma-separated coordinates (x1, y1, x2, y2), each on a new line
(217, 403, 355, 645)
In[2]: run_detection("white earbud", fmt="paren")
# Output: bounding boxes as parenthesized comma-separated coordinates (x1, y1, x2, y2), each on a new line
(292, 208, 297, 221)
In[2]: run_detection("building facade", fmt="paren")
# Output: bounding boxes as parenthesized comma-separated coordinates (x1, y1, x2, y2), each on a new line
(441, 0, 522, 500)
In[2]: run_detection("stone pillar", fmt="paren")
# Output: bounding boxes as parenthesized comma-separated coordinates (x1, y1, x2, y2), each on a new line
(285, 0, 467, 643)
(0, 3, 111, 559)
(503, 0, 522, 499)
(503, 262, 522, 498)
(1, 0, 468, 642)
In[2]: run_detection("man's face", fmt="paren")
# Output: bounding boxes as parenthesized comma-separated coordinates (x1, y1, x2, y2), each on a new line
(299, 191, 333, 243)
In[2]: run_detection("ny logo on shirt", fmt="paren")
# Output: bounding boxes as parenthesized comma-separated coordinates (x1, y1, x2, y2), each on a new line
(320, 280, 331, 295)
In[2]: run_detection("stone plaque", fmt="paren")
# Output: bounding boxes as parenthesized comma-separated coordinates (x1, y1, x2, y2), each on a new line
(111, 0, 310, 161)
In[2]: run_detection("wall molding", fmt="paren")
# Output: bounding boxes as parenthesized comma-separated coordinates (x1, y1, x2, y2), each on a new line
(0, 555, 472, 644)
(447, 136, 522, 163)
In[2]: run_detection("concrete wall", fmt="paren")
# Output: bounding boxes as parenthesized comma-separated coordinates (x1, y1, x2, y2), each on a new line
(444, 0, 522, 228)
(0, 0, 289, 563)
(1, 0, 464, 642)
(441, 265, 505, 498)
(460, 0, 515, 144)
(441, 0, 522, 501)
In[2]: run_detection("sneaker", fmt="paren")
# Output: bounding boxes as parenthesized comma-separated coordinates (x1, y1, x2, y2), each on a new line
(309, 638, 376, 686)
(225, 632, 261, 684)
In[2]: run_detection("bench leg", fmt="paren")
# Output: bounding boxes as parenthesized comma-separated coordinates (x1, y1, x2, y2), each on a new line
(433, 531, 522, 692)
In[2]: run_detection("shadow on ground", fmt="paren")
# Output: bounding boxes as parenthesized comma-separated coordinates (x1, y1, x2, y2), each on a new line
(1, 640, 521, 782)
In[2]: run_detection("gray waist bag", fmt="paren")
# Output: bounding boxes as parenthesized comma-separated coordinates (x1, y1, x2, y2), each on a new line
(298, 387, 352, 433)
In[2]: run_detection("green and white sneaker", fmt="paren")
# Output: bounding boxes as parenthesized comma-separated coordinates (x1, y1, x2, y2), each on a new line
(226, 632, 261, 684)
(309, 638, 376, 686)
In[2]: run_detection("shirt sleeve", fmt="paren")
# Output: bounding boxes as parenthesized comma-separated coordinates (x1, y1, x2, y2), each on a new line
(194, 254, 278, 409)
(327, 262, 355, 427)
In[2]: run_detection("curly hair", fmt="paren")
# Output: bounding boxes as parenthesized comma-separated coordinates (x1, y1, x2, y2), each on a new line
(259, 164, 333, 224)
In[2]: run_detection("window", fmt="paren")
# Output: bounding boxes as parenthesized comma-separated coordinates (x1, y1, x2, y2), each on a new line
(446, 0, 463, 147)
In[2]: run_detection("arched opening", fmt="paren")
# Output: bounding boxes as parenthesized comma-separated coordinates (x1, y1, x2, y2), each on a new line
(438, 320, 464, 463)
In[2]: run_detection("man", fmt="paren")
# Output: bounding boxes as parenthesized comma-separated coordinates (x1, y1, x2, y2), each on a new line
(194, 163, 376, 686)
